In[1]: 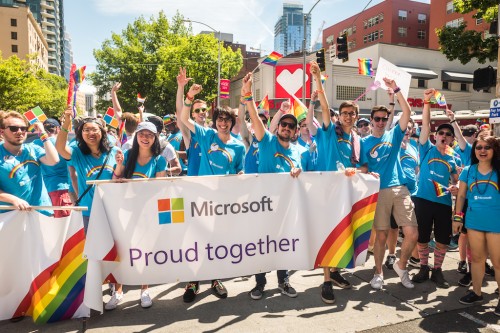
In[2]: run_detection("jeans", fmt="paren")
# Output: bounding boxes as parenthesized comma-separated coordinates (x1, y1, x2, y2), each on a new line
(255, 270, 289, 286)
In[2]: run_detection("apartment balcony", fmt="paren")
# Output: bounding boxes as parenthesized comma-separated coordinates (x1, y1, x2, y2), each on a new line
(40, 1, 52, 10)
(41, 11, 55, 19)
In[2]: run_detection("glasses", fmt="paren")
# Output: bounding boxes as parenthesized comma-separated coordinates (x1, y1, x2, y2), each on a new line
(280, 121, 296, 129)
(475, 145, 492, 151)
(5, 125, 28, 133)
(82, 127, 101, 134)
(373, 117, 389, 123)
(340, 112, 356, 117)
(357, 123, 369, 128)
(193, 107, 207, 113)
(300, 124, 308, 128)
(217, 117, 231, 123)
(437, 130, 453, 137)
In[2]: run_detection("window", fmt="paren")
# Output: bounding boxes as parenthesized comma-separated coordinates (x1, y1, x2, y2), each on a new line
(446, 1, 455, 14)
(363, 36, 368, 44)
(352, 25, 356, 33)
(476, 17, 483, 25)
(398, 10, 407, 21)
(446, 18, 464, 28)
(442, 82, 449, 90)
(10, 18, 17, 27)
(379, 13, 384, 23)
(417, 30, 426, 40)
(379, 29, 384, 39)
(398, 27, 407, 37)
(336, 86, 367, 101)
(363, 20, 367, 29)
(461, 83, 468, 92)
(11, 45, 18, 53)
(418, 14, 427, 24)
(417, 79, 426, 88)
(11, 32, 17, 40)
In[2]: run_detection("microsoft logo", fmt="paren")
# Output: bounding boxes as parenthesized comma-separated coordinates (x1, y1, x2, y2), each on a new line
(157, 198, 184, 224)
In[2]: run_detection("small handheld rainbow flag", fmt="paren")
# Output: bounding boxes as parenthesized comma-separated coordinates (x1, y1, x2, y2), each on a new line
(24, 106, 48, 124)
(257, 95, 270, 113)
(321, 74, 328, 85)
(104, 107, 119, 128)
(433, 90, 447, 106)
(358, 58, 373, 76)
(261, 51, 283, 67)
(118, 119, 127, 146)
(431, 179, 449, 197)
(291, 95, 308, 123)
(137, 93, 146, 104)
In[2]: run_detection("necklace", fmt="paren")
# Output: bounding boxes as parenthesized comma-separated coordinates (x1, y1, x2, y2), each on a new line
(91, 151, 101, 158)
(474, 165, 493, 195)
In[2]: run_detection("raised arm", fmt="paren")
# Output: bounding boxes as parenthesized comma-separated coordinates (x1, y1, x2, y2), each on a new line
(180, 84, 201, 134)
(383, 78, 411, 131)
(270, 100, 290, 134)
(307, 90, 318, 136)
(111, 82, 122, 120)
(238, 94, 251, 149)
(419, 88, 434, 145)
(242, 73, 265, 141)
(385, 88, 395, 130)
(35, 122, 59, 166)
(176, 67, 193, 148)
(446, 109, 466, 150)
(56, 106, 73, 160)
(308, 61, 330, 127)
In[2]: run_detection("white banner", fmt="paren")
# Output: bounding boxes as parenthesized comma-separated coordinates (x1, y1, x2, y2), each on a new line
(84, 172, 379, 311)
(0, 211, 89, 322)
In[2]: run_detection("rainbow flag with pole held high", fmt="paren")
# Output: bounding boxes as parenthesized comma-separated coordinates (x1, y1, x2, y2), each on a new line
(358, 58, 373, 76)
(261, 51, 283, 66)
(433, 90, 447, 106)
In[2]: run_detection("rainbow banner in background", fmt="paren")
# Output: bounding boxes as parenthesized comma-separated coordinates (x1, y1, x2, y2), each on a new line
(358, 58, 373, 76)
(315, 193, 378, 268)
(24, 106, 48, 124)
(261, 51, 283, 66)
(431, 179, 449, 197)
(104, 107, 119, 128)
(220, 79, 230, 99)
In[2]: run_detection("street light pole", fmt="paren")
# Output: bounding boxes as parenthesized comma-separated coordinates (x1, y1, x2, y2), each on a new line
(302, 0, 322, 104)
(182, 19, 221, 106)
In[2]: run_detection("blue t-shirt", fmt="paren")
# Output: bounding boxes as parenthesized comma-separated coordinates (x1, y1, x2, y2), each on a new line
(399, 143, 419, 195)
(192, 124, 245, 176)
(0, 143, 52, 215)
(123, 150, 167, 178)
(295, 143, 315, 172)
(297, 136, 318, 171)
(70, 145, 120, 216)
(360, 124, 406, 189)
(167, 131, 187, 172)
(187, 136, 201, 176)
(460, 165, 500, 232)
(244, 137, 260, 174)
(231, 132, 243, 141)
(415, 140, 458, 206)
(33, 137, 69, 192)
(316, 121, 353, 171)
(454, 142, 472, 167)
(258, 131, 302, 173)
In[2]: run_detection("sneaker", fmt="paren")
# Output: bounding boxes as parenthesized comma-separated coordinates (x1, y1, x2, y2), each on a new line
(408, 256, 421, 269)
(448, 239, 459, 251)
(278, 282, 298, 298)
(495, 287, 499, 295)
(457, 261, 468, 274)
(385, 255, 396, 270)
(108, 283, 115, 296)
(249, 284, 265, 300)
(485, 262, 495, 277)
(105, 291, 123, 311)
(321, 281, 336, 304)
(330, 271, 352, 289)
(412, 265, 430, 283)
(459, 291, 483, 305)
(495, 299, 500, 317)
(140, 289, 153, 308)
(370, 274, 384, 290)
(458, 272, 472, 287)
(393, 261, 414, 289)
(211, 280, 228, 299)
(367, 245, 374, 254)
(183, 282, 199, 303)
(431, 268, 450, 289)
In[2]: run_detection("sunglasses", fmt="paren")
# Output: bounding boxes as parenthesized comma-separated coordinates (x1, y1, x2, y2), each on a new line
(475, 145, 492, 151)
(437, 130, 453, 137)
(357, 123, 369, 128)
(373, 117, 389, 123)
(193, 108, 207, 113)
(5, 125, 28, 133)
(280, 121, 296, 129)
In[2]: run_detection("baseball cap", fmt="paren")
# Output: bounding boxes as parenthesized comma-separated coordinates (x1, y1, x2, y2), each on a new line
(163, 114, 176, 126)
(279, 114, 298, 126)
(43, 118, 60, 127)
(356, 118, 370, 126)
(145, 115, 164, 134)
(258, 110, 269, 120)
(462, 124, 478, 137)
(136, 121, 157, 134)
(436, 123, 455, 136)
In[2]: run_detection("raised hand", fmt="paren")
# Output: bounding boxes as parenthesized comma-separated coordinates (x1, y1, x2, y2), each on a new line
(177, 67, 192, 87)
(242, 73, 253, 95)
(423, 88, 435, 101)
(188, 83, 202, 97)
(311, 90, 319, 102)
(281, 99, 291, 113)
(115, 150, 124, 165)
(446, 108, 455, 121)
(309, 61, 321, 79)
(111, 82, 121, 93)
(382, 77, 397, 90)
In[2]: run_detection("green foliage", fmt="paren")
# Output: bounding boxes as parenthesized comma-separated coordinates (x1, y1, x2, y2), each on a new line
(437, 1, 498, 64)
(91, 11, 243, 115)
(0, 54, 67, 117)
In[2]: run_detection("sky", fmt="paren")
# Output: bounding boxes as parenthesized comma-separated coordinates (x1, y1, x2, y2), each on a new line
(64, 0, 430, 82)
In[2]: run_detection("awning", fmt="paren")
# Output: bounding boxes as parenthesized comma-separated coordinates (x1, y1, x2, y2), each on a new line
(441, 70, 473, 83)
(398, 66, 439, 80)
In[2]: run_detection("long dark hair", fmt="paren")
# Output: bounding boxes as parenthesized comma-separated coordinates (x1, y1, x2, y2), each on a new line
(123, 131, 161, 179)
(470, 130, 500, 192)
(75, 118, 111, 155)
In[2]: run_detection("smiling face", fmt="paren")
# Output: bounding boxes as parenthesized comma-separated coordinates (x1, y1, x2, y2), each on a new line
(370, 110, 389, 135)
(474, 139, 494, 162)
(192, 101, 207, 125)
(1, 116, 28, 147)
(277, 119, 297, 142)
(435, 128, 454, 148)
(81, 122, 103, 147)
(136, 129, 156, 149)
(338, 106, 358, 128)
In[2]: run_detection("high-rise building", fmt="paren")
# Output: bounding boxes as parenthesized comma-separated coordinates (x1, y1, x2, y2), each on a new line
(274, 2, 311, 56)
(63, 30, 72, 81)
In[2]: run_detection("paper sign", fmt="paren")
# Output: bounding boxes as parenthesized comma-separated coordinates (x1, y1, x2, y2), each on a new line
(374, 57, 411, 99)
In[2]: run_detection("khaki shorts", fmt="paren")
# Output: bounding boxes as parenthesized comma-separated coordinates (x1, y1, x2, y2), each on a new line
(373, 186, 417, 230)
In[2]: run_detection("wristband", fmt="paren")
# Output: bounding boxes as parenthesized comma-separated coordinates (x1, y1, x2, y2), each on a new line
(243, 94, 253, 102)
(450, 120, 457, 124)
(454, 211, 464, 218)
(184, 101, 193, 107)
(61, 127, 69, 133)
(393, 87, 401, 94)
(453, 215, 463, 223)
(423, 100, 430, 105)
(316, 90, 325, 93)
(185, 94, 194, 102)
(113, 171, 122, 178)
(40, 132, 49, 143)
(389, 102, 395, 106)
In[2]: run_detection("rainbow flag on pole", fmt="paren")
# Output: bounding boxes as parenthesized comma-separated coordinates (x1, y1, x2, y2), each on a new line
(431, 179, 449, 197)
(358, 58, 373, 76)
(118, 119, 127, 146)
(103, 107, 119, 128)
(24, 106, 48, 124)
(261, 51, 283, 67)
(291, 95, 308, 123)
(433, 90, 447, 106)
(257, 95, 270, 113)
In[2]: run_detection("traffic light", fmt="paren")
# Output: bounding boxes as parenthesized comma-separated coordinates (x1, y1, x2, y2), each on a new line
(337, 33, 348, 62)
(473, 66, 496, 91)
(316, 48, 325, 71)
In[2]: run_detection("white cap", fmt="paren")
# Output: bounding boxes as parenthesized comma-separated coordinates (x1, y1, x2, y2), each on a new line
(136, 121, 157, 134)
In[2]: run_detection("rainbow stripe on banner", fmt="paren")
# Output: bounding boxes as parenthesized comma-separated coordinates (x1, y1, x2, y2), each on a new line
(12, 229, 87, 323)
(315, 193, 378, 268)
(431, 179, 449, 197)
(261, 51, 283, 66)
(24, 106, 48, 124)
(104, 107, 119, 128)
(358, 58, 373, 76)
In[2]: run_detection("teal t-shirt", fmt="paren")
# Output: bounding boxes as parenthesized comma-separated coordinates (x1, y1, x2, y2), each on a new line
(399, 143, 419, 195)
(33, 137, 69, 192)
(454, 142, 472, 167)
(167, 131, 187, 172)
(258, 131, 302, 173)
(244, 137, 260, 174)
(316, 121, 353, 171)
(187, 137, 201, 176)
(123, 150, 167, 178)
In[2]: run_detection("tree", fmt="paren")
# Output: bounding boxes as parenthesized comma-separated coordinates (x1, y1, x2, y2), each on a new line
(0, 54, 67, 117)
(437, 0, 498, 64)
(91, 12, 243, 115)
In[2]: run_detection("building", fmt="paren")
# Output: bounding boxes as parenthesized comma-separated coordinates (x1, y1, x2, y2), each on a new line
(85, 93, 94, 116)
(0, 3, 49, 71)
(322, 0, 430, 54)
(274, 2, 311, 56)
(428, 0, 492, 50)
(63, 30, 72, 81)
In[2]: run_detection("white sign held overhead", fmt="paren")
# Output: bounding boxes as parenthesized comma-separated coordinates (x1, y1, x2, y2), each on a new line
(489, 98, 500, 124)
(374, 57, 412, 99)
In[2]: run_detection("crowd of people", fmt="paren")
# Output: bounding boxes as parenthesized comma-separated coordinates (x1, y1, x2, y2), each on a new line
(0, 61, 499, 316)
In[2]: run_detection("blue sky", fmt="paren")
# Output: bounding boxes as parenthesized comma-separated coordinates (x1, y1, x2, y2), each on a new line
(64, 0, 429, 74)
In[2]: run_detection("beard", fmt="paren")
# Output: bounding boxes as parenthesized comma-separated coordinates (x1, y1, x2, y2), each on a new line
(277, 132, 291, 142)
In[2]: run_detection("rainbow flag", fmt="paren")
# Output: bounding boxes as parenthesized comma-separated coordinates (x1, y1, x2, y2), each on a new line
(118, 119, 127, 145)
(358, 58, 373, 76)
(321, 74, 328, 85)
(104, 107, 119, 128)
(261, 51, 283, 67)
(137, 93, 146, 104)
(315, 193, 378, 268)
(433, 90, 447, 106)
(72, 66, 86, 84)
(431, 179, 449, 197)
(291, 95, 308, 123)
(258, 95, 270, 113)
(24, 106, 48, 124)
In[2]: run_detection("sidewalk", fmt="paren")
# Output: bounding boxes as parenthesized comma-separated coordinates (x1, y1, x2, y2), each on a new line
(2, 248, 499, 332)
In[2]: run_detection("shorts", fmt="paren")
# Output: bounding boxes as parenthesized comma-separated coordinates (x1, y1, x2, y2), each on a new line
(49, 189, 72, 218)
(373, 186, 417, 231)
(390, 197, 416, 230)
(413, 197, 452, 245)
